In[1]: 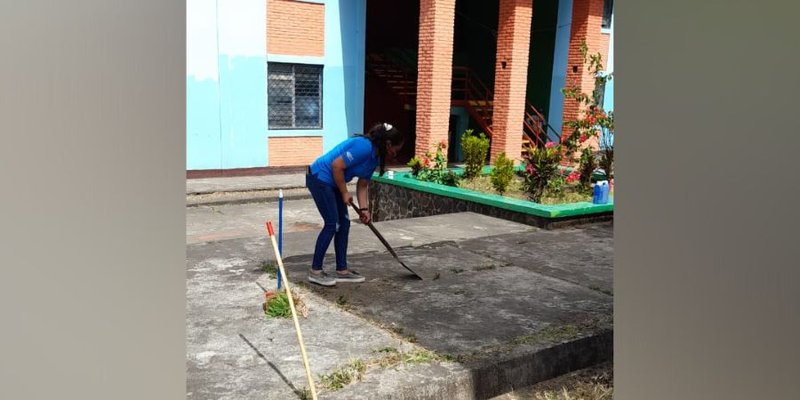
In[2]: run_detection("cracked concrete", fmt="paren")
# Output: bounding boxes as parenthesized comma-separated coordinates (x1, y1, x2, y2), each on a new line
(187, 200, 612, 399)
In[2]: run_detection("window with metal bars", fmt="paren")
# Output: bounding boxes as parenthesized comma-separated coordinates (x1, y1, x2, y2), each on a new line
(267, 63, 323, 129)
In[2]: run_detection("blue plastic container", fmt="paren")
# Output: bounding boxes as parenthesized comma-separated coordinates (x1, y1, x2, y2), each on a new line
(593, 181, 610, 204)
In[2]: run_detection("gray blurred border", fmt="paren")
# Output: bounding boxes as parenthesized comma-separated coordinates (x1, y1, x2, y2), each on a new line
(2, 0, 800, 399)
(617, 1, 800, 399)
(1, 1, 185, 398)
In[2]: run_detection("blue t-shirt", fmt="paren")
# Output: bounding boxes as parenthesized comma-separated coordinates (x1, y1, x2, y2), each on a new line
(310, 136, 378, 187)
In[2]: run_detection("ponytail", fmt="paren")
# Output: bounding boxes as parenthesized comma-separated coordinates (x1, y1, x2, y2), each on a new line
(362, 122, 404, 176)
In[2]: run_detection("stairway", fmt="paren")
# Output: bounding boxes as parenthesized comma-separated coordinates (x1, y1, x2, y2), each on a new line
(366, 52, 556, 158)
(366, 53, 417, 108)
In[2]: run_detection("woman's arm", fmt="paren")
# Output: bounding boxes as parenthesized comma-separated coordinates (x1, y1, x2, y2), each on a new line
(356, 178, 370, 224)
(331, 156, 352, 205)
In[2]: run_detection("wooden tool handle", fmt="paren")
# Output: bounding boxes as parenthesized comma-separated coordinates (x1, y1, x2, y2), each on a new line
(265, 222, 318, 400)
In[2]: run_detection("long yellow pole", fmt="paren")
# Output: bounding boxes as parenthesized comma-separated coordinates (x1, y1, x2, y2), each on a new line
(266, 222, 318, 400)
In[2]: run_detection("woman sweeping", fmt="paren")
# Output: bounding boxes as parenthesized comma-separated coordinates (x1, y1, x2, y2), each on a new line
(305, 122, 405, 286)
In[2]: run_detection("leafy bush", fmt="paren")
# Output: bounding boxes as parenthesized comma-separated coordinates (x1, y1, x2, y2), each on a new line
(521, 143, 563, 202)
(490, 153, 515, 194)
(578, 148, 596, 190)
(406, 156, 423, 176)
(560, 41, 614, 158)
(598, 146, 613, 180)
(461, 129, 490, 179)
(416, 140, 460, 187)
(547, 174, 566, 196)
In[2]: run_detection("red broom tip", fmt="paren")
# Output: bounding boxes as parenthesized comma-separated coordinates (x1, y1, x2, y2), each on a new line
(266, 221, 274, 236)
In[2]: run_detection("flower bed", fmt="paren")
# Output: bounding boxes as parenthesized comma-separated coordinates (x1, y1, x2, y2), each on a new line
(380, 44, 617, 230)
(368, 168, 613, 230)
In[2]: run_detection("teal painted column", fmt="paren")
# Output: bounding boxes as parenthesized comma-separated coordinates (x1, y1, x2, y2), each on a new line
(321, 0, 366, 151)
(601, 12, 613, 149)
(548, 0, 572, 141)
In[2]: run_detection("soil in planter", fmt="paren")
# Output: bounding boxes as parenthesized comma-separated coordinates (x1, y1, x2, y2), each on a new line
(458, 175, 593, 205)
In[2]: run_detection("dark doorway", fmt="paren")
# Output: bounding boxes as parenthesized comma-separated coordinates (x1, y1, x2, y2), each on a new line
(364, 0, 420, 166)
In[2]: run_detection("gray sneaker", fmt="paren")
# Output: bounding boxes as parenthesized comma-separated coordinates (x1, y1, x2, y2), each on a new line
(334, 270, 365, 283)
(308, 270, 336, 286)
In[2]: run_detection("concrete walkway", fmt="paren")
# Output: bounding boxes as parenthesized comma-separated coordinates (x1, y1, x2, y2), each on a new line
(186, 200, 613, 399)
(187, 174, 307, 194)
(186, 173, 357, 207)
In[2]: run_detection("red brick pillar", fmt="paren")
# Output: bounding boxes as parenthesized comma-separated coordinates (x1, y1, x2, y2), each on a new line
(491, 0, 533, 165)
(562, 0, 609, 154)
(415, 0, 456, 158)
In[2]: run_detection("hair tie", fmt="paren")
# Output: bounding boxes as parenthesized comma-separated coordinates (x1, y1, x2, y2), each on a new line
(383, 122, 393, 131)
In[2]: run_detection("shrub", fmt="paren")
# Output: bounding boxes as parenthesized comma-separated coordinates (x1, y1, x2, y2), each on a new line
(560, 41, 614, 157)
(490, 152, 515, 194)
(598, 145, 613, 180)
(406, 156, 423, 176)
(547, 174, 566, 196)
(416, 140, 460, 187)
(578, 148, 596, 190)
(521, 143, 563, 202)
(461, 129, 490, 179)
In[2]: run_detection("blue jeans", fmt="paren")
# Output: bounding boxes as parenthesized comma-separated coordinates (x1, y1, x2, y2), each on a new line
(306, 170, 350, 270)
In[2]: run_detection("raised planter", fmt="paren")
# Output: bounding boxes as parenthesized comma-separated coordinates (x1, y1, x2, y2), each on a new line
(369, 169, 613, 230)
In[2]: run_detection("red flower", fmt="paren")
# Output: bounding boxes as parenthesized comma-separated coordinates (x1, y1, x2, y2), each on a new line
(525, 163, 535, 174)
(579, 134, 588, 143)
(545, 141, 556, 149)
(566, 171, 580, 183)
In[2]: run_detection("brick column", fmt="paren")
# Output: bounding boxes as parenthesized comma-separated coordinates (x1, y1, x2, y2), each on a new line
(562, 0, 609, 153)
(491, 0, 533, 164)
(415, 0, 456, 157)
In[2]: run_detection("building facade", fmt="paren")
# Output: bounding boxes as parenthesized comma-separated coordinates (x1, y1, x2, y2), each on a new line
(186, 0, 613, 173)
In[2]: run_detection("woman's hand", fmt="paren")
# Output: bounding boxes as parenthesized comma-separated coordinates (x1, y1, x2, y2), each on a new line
(359, 209, 371, 224)
(341, 191, 353, 206)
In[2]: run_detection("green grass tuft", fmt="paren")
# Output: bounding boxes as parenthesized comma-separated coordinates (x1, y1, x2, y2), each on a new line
(264, 292, 291, 318)
(512, 324, 581, 346)
(259, 261, 277, 279)
(319, 359, 366, 390)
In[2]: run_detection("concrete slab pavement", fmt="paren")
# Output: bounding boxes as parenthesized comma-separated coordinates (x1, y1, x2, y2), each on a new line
(186, 207, 613, 399)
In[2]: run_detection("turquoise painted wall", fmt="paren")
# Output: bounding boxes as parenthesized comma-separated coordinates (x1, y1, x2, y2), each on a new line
(266, 0, 366, 156)
(548, 0, 572, 141)
(219, 55, 267, 168)
(187, 0, 366, 170)
(187, 77, 222, 169)
(187, 0, 267, 170)
(189, 55, 267, 170)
